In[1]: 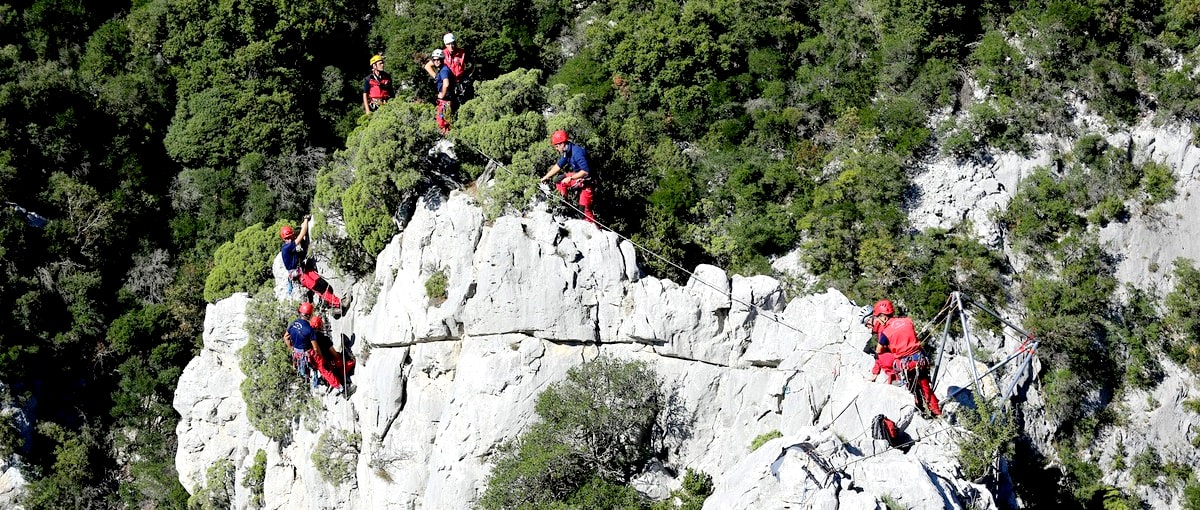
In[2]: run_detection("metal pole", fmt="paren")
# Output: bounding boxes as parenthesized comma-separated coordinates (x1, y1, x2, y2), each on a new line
(955, 292, 984, 398)
(931, 295, 956, 391)
(1003, 342, 1036, 402)
(946, 346, 1029, 399)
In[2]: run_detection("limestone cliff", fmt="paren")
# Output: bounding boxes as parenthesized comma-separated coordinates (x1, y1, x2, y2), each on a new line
(174, 193, 1003, 509)
(173, 121, 1200, 509)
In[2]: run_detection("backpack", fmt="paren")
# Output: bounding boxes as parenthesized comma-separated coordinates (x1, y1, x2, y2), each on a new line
(871, 414, 899, 444)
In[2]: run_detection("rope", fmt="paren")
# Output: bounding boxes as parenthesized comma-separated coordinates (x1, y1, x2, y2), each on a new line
(451, 136, 834, 350)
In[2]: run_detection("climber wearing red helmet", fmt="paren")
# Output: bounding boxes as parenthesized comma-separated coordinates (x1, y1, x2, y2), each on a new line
(540, 130, 596, 223)
(283, 303, 321, 386)
(280, 216, 350, 316)
(280, 215, 311, 280)
(867, 299, 942, 417)
(308, 315, 356, 394)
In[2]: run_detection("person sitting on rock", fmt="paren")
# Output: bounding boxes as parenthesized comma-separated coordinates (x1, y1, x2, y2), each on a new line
(868, 299, 942, 417)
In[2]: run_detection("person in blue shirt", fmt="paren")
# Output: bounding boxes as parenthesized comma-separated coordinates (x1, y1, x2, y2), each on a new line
(280, 215, 310, 280)
(423, 49, 454, 134)
(282, 302, 320, 385)
(539, 130, 595, 223)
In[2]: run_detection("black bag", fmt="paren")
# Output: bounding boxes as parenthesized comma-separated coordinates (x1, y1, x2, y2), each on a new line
(870, 414, 898, 443)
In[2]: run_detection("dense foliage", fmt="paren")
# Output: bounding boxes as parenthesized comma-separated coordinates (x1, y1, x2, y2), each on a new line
(480, 357, 667, 508)
(0, 0, 1197, 507)
(239, 288, 318, 443)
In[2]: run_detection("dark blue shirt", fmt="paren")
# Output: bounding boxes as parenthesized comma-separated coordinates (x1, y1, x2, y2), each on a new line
(435, 65, 454, 97)
(281, 241, 300, 271)
(556, 143, 590, 175)
(288, 318, 315, 350)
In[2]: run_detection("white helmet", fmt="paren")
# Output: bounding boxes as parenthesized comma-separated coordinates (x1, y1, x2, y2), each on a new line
(431, 49, 445, 59)
(443, 33, 456, 45)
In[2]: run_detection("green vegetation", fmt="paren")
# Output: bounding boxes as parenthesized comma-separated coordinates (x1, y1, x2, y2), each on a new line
(881, 494, 905, 510)
(312, 429, 361, 485)
(1131, 447, 1163, 487)
(244, 449, 267, 509)
(480, 357, 670, 509)
(187, 458, 234, 510)
(239, 288, 319, 442)
(955, 399, 1017, 480)
(650, 469, 714, 510)
(749, 430, 782, 452)
(204, 221, 290, 302)
(424, 269, 449, 302)
(1, 0, 1196, 506)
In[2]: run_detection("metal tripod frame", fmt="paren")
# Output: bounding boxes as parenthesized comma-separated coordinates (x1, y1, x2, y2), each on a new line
(932, 292, 1039, 408)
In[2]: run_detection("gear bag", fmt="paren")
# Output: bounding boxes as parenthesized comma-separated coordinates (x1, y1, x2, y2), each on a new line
(871, 414, 899, 444)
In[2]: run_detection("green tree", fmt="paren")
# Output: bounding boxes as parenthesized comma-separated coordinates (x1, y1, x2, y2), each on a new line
(204, 221, 290, 303)
(481, 357, 667, 508)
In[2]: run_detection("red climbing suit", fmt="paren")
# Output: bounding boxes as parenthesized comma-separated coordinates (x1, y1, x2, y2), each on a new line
(310, 350, 355, 389)
(555, 178, 595, 223)
(879, 317, 942, 416)
(298, 268, 342, 309)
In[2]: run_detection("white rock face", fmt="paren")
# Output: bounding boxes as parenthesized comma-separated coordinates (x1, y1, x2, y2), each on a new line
(175, 191, 1013, 509)
(908, 119, 1200, 507)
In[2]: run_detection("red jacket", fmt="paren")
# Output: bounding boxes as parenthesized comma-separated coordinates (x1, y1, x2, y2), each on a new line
(879, 317, 920, 357)
(443, 45, 467, 78)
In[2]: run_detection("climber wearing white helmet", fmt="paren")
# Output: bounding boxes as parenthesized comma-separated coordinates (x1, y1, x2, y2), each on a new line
(441, 32, 469, 81)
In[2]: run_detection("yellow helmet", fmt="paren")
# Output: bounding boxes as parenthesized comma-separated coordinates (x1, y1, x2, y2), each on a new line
(370, 55, 384, 66)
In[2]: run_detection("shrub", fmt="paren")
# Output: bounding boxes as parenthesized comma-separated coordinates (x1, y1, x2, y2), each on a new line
(956, 398, 1017, 480)
(204, 221, 290, 302)
(480, 425, 590, 509)
(1140, 161, 1177, 206)
(481, 357, 666, 509)
(243, 449, 266, 508)
(534, 357, 664, 480)
(238, 287, 318, 442)
(312, 429, 360, 485)
(749, 431, 782, 452)
(649, 469, 714, 510)
(424, 269, 448, 302)
(566, 476, 646, 509)
(1131, 447, 1162, 486)
(1186, 478, 1200, 510)
(1165, 259, 1200, 372)
(187, 458, 234, 510)
(881, 494, 904, 510)
(320, 102, 442, 261)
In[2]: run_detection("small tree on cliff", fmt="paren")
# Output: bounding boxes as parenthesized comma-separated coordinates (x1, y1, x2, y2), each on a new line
(480, 356, 665, 508)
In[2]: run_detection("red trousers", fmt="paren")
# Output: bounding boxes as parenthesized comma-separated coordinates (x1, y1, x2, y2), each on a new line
(555, 179, 595, 223)
(311, 351, 356, 389)
(298, 269, 341, 308)
(889, 354, 942, 416)
(436, 99, 452, 132)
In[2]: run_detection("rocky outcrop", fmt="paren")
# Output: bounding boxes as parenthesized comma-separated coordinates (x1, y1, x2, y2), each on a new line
(176, 192, 1011, 509)
(909, 120, 1200, 509)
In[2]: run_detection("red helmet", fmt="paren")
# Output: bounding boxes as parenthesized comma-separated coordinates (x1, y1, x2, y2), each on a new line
(280, 225, 294, 240)
(309, 315, 323, 329)
(550, 130, 569, 145)
(298, 302, 315, 316)
(873, 299, 894, 316)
